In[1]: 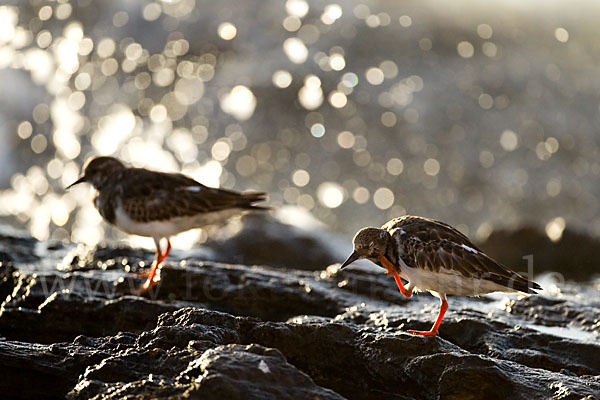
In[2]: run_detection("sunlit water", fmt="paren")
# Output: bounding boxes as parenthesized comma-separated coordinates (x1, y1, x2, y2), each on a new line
(1, 0, 600, 254)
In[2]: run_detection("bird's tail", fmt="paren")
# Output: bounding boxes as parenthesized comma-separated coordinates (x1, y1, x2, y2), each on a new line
(239, 191, 273, 210)
(487, 272, 542, 294)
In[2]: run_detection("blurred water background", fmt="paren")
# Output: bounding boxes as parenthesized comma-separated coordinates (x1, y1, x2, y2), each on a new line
(1, 0, 599, 251)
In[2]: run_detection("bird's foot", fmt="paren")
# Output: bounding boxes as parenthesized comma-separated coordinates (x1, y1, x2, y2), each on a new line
(132, 267, 162, 295)
(132, 276, 160, 295)
(407, 329, 438, 336)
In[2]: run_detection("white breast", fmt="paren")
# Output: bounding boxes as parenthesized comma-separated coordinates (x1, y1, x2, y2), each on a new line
(113, 203, 243, 239)
(401, 264, 517, 296)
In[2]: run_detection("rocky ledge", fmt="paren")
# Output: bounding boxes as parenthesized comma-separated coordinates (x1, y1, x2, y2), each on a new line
(0, 216, 599, 400)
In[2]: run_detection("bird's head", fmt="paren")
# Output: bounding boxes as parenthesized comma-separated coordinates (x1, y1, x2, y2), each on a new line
(340, 227, 391, 269)
(66, 156, 125, 190)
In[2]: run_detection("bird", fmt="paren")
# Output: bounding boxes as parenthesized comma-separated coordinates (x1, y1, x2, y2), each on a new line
(67, 156, 269, 292)
(340, 215, 542, 336)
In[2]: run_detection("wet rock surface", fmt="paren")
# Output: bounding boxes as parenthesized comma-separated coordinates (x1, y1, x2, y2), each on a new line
(0, 228, 599, 400)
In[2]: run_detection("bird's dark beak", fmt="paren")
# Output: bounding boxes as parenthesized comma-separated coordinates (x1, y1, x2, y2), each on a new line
(340, 251, 360, 269)
(66, 176, 86, 189)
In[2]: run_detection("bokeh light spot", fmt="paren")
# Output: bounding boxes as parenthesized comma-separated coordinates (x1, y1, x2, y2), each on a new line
(457, 41, 474, 58)
(283, 16, 302, 32)
(365, 67, 384, 85)
(283, 37, 308, 64)
(31, 134, 48, 154)
(329, 53, 345, 71)
(373, 187, 394, 209)
(17, 121, 33, 139)
(143, 3, 162, 21)
(218, 22, 237, 40)
(36, 30, 52, 48)
(546, 178, 562, 197)
(272, 70, 293, 88)
(381, 111, 397, 127)
(554, 27, 569, 43)
(317, 182, 344, 208)
(310, 123, 325, 138)
(38, 6, 52, 21)
(342, 72, 358, 87)
(286, 0, 309, 18)
(386, 158, 404, 175)
(211, 140, 232, 161)
(299, 75, 323, 110)
(337, 131, 355, 149)
(545, 217, 565, 242)
(477, 24, 493, 39)
(482, 42, 497, 57)
(112, 11, 128, 27)
(56, 4, 72, 20)
(220, 85, 257, 120)
(321, 4, 342, 25)
(478, 93, 493, 110)
(380, 60, 398, 79)
(500, 130, 519, 151)
(174, 77, 204, 105)
(353, 187, 369, 204)
(292, 169, 310, 187)
(329, 91, 347, 108)
(399, 15, 412, 27)
(424, 158, 440, 176)
(97, 38, 115, 58)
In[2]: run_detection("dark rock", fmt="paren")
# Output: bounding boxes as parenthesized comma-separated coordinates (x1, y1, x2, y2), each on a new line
(64, 308, 345, 400)
(0, 340, 112, 400)
(150, 262, 347, 320)
(479, 226, 600, 281)
(60, 307, 600, 400)
(1, 231, 600, 400)
(506, 294, 600, 333)
(0, 258, 17, 304)
(441, 317, 600, 376)
(202, 210, 350, 271)
(0, 268, 182, 343)
(178, 344, 344, 400)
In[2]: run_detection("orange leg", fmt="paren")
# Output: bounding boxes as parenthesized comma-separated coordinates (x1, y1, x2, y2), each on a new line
(408, 298, 448, 336)
(378, 256, 447, 336)
(157, 239, 172, 265)
(379, 256, 412, 298)
(141, 239, 171, 292)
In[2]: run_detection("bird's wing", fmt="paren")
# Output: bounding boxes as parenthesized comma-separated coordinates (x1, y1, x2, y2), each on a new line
(388, 216, 540, 293)
(383, 215, 479, 250)
(117, 169, 267, 222)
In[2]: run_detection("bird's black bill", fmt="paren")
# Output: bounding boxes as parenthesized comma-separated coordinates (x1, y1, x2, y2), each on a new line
(66, 176, 86, 189)
(340, 251, 360, 269)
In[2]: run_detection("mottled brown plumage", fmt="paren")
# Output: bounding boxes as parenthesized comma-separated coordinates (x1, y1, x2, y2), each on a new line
(341, 215, 542, 336)
(68, 156, 269, 291)
(70, 156, 267, 225)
